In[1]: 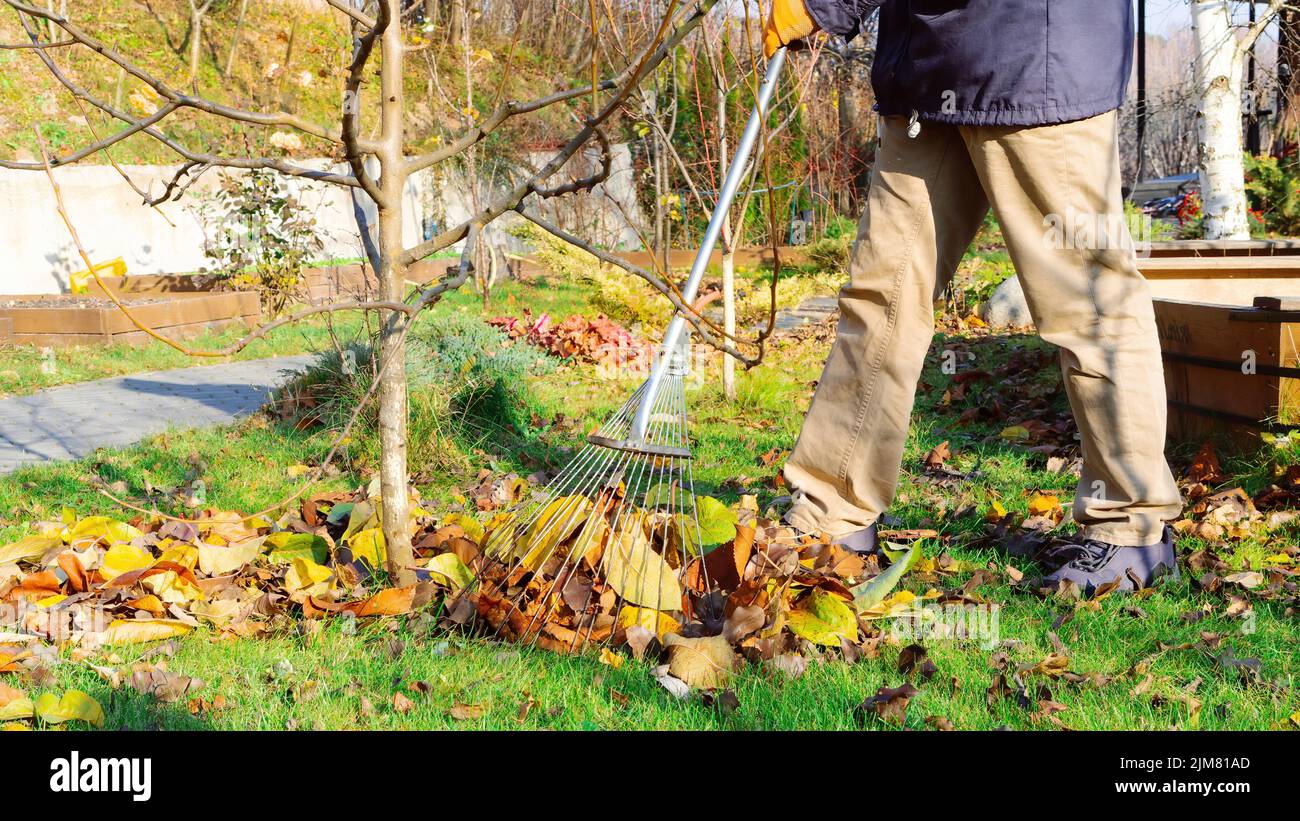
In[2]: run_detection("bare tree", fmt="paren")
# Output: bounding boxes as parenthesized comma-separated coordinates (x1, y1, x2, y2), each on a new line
(1190, 0, 1286, 238)
(1, 0, 737, 585)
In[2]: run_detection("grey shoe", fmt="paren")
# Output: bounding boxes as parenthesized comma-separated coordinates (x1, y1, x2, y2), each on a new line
(1035, 527, 1179, 595)
(833, 523, 879, 556)
(776, 520, 880, 555)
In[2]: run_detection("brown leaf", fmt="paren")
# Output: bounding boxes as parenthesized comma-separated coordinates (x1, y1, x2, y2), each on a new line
(857, 683, 919, 726)
(723, 604, 765, 644)
(923, 441, 952, 468)
(925, 715, 955, 731)
(449, 702, 486, 720)
(392, 691, 415, 714)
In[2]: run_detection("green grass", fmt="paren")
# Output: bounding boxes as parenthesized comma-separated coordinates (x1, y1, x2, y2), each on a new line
(2, 282, 1298, 731)
(27, 575, 1298, 730)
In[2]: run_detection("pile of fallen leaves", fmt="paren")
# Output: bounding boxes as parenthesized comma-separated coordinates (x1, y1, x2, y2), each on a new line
(0, 469, 973, 722)
(488, 311, 652, 368)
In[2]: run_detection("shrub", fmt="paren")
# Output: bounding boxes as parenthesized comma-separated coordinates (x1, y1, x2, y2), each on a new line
(193, 169, 324, 315)
(509, 221, 671, 327)
(1244, 153, 1300, 236)
(288, 313, 554, 474)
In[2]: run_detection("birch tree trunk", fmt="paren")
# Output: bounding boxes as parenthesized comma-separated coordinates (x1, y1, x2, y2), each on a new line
(375, 0, 416, 586)
(1191, 0, 1250, 239)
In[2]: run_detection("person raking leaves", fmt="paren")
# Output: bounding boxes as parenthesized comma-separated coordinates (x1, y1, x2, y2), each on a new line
(765, 0, 1182, 595)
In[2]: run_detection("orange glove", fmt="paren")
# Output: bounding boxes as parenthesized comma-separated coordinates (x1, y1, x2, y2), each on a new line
(763, 0, 819, 58)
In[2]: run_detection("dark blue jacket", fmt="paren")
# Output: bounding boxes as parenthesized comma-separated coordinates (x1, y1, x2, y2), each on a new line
(805, 0, 1133, 126)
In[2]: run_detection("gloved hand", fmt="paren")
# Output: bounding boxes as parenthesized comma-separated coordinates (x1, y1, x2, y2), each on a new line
(763, 0, 819, 58)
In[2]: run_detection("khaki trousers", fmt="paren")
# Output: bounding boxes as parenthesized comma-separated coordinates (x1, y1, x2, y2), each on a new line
(783, 110, 1182, 547)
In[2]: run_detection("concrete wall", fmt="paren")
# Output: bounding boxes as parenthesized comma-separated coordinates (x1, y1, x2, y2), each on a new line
(1, 143, 644, 295)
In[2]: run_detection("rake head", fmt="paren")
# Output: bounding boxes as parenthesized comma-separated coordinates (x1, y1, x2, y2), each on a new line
(450, 339, 718, 653)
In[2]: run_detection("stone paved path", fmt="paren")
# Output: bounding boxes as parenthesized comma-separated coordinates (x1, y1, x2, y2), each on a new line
(0, 354, 317, 474)
(772, 295, 838, 331)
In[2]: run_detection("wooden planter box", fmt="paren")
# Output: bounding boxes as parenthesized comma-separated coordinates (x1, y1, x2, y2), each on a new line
(0, 292, 261, 348)
(87, 259, 454, 305)
(1154, 295, 1300, 441)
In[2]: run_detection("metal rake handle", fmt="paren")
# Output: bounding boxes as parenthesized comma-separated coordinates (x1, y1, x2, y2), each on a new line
(629, 47, 788, 441)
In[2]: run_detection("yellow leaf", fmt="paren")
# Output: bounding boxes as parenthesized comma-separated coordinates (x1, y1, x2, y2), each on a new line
(61, 516, 141, 548)
(201, 510, 259, 544)
(424, 552, 473, 591)
(156, 542, 199, 571)
(285, 557, 333, 596)
(286, 464, 311, 477)
(341, 501, 377, 544)
(345, 528, 386, 567)
(662, 634, 737, 689)
(505, 495, 591, 570)
(599, 648, 624, 668)
(198, 536, 265, 575)
(189, 597, 244, 627)
(1263, 553, 1294, 567)
(616, 605, 681, 639)
(999, 425, 1030, 442)
(0, 534, 60, 565)
(35, 594, 67, 608)
(100, 543, 154, 581)
(34, 690, 104, 726)
(441, 513, 483, 543)
(985, 500, 1008, 523)
(787, 589, 858, 647)
(1027, 494, 1060, 517)
(98, 618, 192, 645)
(141, 569, 206, 604)
(126, 594, 165, 616)
(602, 517, 681, 611)
(1, 722, 31, 731)
(265, 532, 329, 565)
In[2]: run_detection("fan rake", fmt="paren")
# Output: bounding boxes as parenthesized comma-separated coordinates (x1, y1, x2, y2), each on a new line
(450, 49, 787, 653)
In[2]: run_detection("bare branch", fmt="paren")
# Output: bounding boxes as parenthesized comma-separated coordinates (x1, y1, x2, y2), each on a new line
(325, 0, 376, 29)
(342, 1, 385, 205)
(403, 0, 714, 175)
(399, 0, 719, 265)
(5, 0, 374, 150)
(3, 11, 362, 189)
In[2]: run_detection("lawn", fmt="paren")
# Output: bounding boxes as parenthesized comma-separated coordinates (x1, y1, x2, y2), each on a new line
(1, 271, 1297, 731)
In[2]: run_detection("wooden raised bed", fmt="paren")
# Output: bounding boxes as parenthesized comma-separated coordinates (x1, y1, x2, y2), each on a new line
(1154, 296, 1300, 441)
(0, 316, 12, 347)
(86, 258, 454, 305)
(0, 292, 261, 348)
(1143, 243, 1300, 441)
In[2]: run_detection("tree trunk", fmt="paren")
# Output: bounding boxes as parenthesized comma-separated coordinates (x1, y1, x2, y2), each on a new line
(224, 0, 248, 78)
(717, 91, 736, 399)
(1274, 8, 1300, 151)
(1191, 0, 1250, 240)
(376, 0, 416, 586)
(449, 0, 466, 45)
(189, 9, 203, 78)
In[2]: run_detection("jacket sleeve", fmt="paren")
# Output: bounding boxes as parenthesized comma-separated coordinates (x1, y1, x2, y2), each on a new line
(803, 0, 883, 41)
